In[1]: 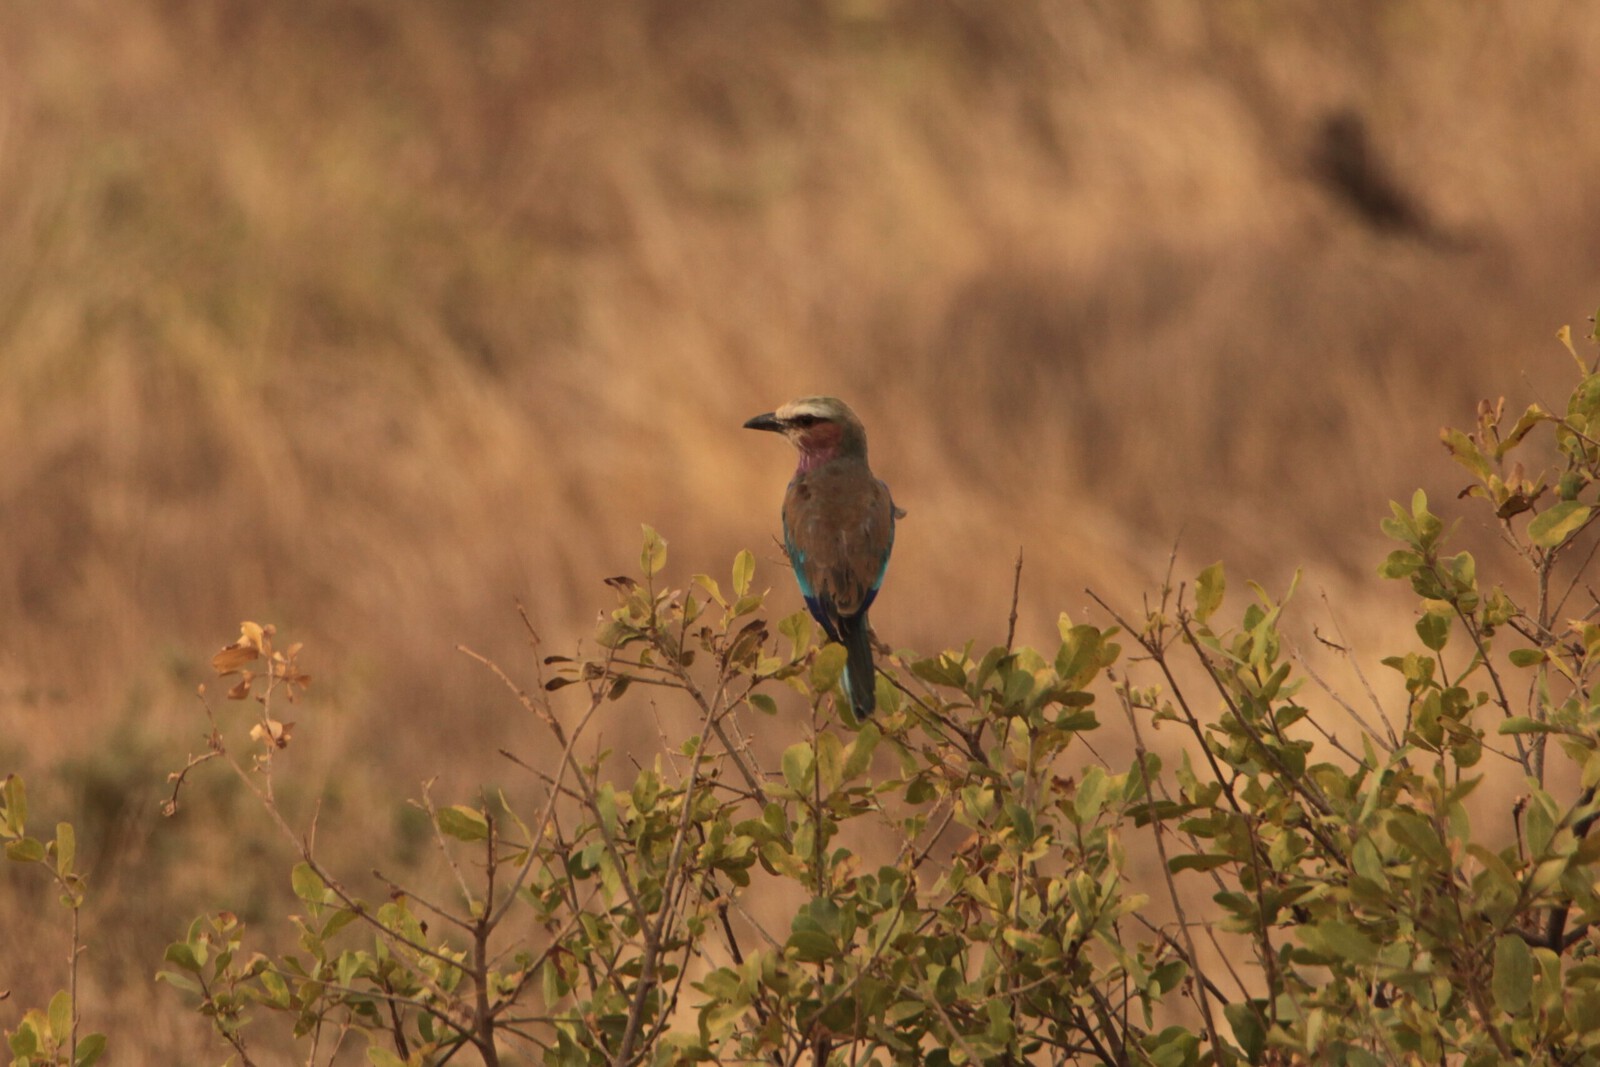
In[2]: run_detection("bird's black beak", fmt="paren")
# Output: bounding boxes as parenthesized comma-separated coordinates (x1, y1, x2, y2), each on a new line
(743, 412, 783, 432)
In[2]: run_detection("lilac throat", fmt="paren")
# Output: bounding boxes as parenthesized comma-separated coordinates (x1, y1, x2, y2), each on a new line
(795, 444, 840, 474)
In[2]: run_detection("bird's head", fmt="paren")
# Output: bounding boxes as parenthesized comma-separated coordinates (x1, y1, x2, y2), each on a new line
(743, 396, 869, 469)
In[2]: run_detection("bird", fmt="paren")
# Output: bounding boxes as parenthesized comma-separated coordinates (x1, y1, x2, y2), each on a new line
(1310, 107, 1462, 248)
(744, 397, 901, 718)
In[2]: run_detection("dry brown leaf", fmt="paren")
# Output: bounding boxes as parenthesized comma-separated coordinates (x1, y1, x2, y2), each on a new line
(212, 642, 259, 676)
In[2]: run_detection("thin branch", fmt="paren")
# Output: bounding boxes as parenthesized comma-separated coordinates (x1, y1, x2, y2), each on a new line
(1314, 590, 1401, 748)
(1086, 589, 1248, 819)
(1006, 546, 1024, 652)
(1288, 638, 1395, 752)
(614, 664, 733, 1066)
(418, 779, 477, 911)
(1115, 678, 1228, 1060)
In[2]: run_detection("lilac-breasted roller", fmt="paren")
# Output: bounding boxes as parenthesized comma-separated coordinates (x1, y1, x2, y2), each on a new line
(745, 397, 900, 717)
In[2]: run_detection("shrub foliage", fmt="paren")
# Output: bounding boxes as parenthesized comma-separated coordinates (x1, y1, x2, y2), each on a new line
(10, 316, 1600, 1065)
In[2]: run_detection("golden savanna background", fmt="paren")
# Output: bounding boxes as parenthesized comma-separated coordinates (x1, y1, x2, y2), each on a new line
(4, 1, 1600, 1058)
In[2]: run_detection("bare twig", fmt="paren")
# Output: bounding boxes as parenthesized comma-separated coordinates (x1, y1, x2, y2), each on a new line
(1314, 591, 1401, 748)
(1288, 638, 1395, 752)
(1006, 546, 1024, 652)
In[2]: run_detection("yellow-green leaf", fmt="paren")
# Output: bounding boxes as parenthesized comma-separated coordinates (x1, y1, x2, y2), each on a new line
(781, 743, 814, 793)
(1528, 501, 1591, 548)
(1194, 562, 1225, 623)
(1560, 324, 1583, 371)
(1307, 919, 1377, 964)
(55, 822, 75, 877)
(732, 549, 755, 597)
(843, 723, 880, 781)
(291, 861, 328, 902)
(816, 733, 844, 795)
(3, 774, 27, 831)
(75, 1032, 107, 1067)
(693, 574, 726, 607)
(811, 643, 847, 695)
(438, 805, 490, 843)
(6, 837, 45, 863)
(640, 524, 667, 578)
(49, 990, 72, 1042)
(163, 941, 202, 973)
(1441, 427, 1492, 480)
(1496, 403, 1549, 458)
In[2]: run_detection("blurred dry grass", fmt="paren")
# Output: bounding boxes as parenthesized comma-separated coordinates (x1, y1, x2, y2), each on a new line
(3, 0, 1600, 1058)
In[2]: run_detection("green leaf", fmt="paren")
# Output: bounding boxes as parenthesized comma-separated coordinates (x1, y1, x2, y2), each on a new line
(1526, 796, 1555, 856)
(1571, 989, 1600, 1034)
(1442, 427, 1492, 480)
(595, 784, 619, 836)
(1194, 562, 1225, 623)
(778, 611, 814, 658)
(816, 733, 844, 795)
(74, 1033, 107, 1067)
(693, 573, 725, 607)
(1055, 624, 1112, 688)
(1387, 812, 1449, 867)
(368, 1048, 409, 1067)
(1411, 487, 1430, 522)
(1508, 647, 1546, 668)
(1307, 919, 1377, 964)
(640, 524, 668, 578)
(1527, 501, 1591, 548)
(1496, 403, 1550, 458)
(1075, 766, 1108, 825)
(811, 643, 848, 695)
(911, 654, 967, 689)
(1492, 934, 1534, 1013)
(786, 929, 836, 963)
(9, 1020, 38, 1057)
(163, 941, 202, 974)
(1378, 549, 1423, 579)
(1499, 716, 1557, 735)
(437, 805, 490, 842)
(1005, 803, 1035, 844)
(49, 990, 72, 1043)
(1222, 1002, 1266, 1063)
(291, 861, 328, 902)
(732, 549, 755, 597)
(55, 822, 75, 877)
(747, 693, 778, 716)
(1415, 611, 1450, 652)
(781, 743, 814, 793)
(6, 836, 46, 863)
(153, 970, 202, 994)
(1339, 1050, 1384, 1067)
(3, 774, 27, 832)
(843, 724, 880, 781)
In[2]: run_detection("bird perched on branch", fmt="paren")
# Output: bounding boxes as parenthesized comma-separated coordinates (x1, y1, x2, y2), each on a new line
(745, 397, 901, 718)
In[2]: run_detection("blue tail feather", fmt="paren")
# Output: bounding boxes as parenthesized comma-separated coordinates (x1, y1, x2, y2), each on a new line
(836, 614, 876, 717)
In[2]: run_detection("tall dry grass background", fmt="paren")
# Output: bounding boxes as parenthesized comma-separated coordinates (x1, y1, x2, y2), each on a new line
(3, 1, 1600, 1059)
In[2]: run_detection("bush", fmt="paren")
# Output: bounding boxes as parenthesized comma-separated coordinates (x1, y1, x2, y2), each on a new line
(1, 774, 103, 1066)
(13, 313, 1600, 1065)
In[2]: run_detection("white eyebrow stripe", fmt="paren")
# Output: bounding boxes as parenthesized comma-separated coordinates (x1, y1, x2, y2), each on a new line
(777, 399, 835, 421)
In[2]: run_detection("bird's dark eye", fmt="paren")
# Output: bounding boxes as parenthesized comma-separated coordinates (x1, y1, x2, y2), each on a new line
(790, 414, 820, 428)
